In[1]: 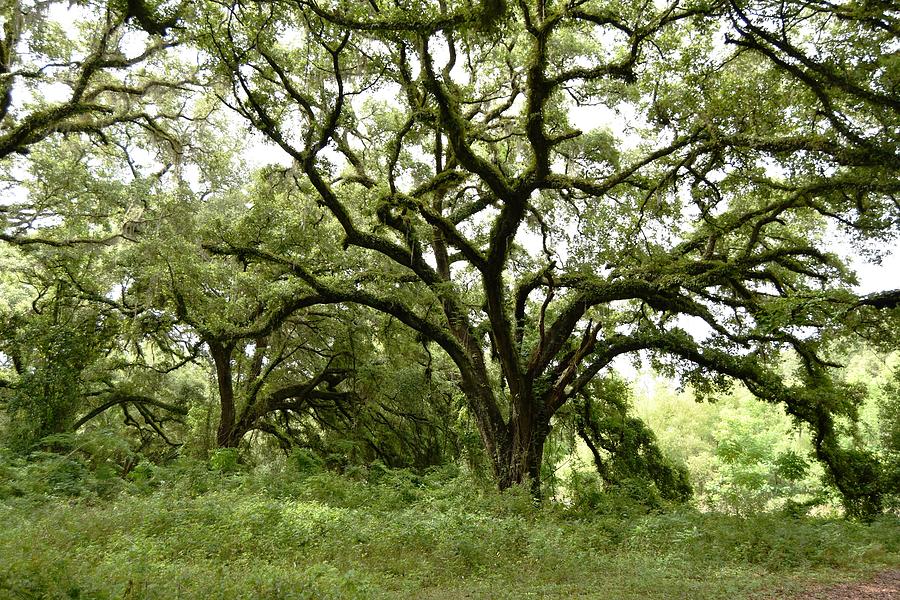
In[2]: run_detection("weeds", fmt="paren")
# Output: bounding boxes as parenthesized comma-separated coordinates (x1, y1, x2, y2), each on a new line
(0, 455, 897, 599)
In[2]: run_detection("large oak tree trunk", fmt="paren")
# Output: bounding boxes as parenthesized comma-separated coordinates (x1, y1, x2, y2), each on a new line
(497, 422, 549, 494)
(210, 341, 241, 448)
(495, 389, 552, 495)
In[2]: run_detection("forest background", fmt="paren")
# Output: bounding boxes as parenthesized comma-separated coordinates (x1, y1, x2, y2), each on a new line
(1, 0, 900, 597)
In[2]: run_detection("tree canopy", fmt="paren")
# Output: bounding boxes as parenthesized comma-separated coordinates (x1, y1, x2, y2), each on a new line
(1, 0, 898, 516)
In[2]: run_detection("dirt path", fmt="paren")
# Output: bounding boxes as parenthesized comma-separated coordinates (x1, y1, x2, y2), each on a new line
(788, 569, 900, 599)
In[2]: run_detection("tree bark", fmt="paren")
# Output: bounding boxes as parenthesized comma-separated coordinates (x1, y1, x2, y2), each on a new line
(493, 387, 552, 495)
(209, 341, 241, 448)
(496, 418, 549, 494)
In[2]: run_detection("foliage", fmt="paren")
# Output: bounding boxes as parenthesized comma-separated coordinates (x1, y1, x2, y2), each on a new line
(880, 365, 900, 510)
(1, 0, 899, 518)
(209, 447, 241, 473)
(634, 372, 831, 515)
(0, 461, 898, 599)
(849, 352, 900, 511)
(2, 293, 119, 451)
(0, 431, 135, 500)
(571, 375, 692, 506)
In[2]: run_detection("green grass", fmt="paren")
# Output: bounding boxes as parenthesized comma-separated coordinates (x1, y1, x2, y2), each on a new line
(0, 462, 897, 599)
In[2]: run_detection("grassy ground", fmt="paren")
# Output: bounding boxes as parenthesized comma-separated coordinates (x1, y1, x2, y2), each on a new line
(1, 462, 897, 599)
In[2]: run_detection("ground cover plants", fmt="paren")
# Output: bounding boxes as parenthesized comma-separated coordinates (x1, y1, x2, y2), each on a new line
(1, 456, 898, 599)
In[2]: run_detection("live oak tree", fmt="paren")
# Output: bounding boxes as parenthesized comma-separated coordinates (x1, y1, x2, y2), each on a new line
(0, 268, 117, 450)
(1, 0, 898, 515)
(191, 0, 899, 513)
(0, 0, 219, 451)
(181, 173, 462, 462)
(1, 123, 461, 461)
(0, 135, 197, 451)
(136, 178, 400, 452)
(0, 0, 205, 450)
(0, 0, 191, 166)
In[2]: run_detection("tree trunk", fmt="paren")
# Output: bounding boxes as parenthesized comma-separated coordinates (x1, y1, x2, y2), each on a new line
(496, 397, 551, 496)
(209, 341, 240, 448)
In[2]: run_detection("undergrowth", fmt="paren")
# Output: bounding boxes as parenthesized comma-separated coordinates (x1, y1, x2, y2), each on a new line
(1, 452, 898, 599)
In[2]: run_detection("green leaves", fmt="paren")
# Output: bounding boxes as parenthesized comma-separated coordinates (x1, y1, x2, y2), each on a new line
(572, 374, 693, 505)
(0, 0, 897, 509)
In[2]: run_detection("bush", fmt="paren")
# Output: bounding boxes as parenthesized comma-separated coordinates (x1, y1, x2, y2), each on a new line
(567, 470, 661, 516)
(209, 448, 241, 473)
(291, 447, 325, 475)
